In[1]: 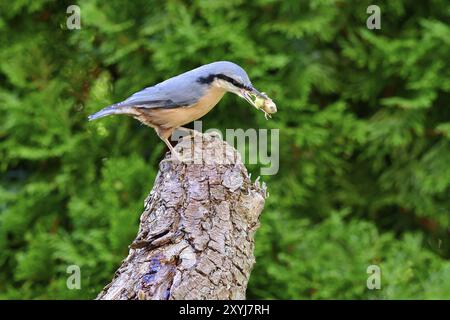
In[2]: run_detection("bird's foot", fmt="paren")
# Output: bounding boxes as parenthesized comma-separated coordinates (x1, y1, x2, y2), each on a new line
(177, 127, 202, 138)
(159, 152, 193, 168)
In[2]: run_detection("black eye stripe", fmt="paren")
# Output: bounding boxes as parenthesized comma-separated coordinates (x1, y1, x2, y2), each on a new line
(196, 74, 216, 84)
(216, 74, 246, 89)
(197, 73, 248, 90)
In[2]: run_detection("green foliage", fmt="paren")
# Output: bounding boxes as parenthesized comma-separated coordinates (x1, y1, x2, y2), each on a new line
(0, 0, 449, 299)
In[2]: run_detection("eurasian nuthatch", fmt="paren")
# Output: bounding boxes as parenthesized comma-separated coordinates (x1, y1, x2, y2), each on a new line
(88, 61, 276, 160)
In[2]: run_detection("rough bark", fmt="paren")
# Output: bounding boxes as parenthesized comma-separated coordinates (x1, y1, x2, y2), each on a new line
(96, 132, 267, 300)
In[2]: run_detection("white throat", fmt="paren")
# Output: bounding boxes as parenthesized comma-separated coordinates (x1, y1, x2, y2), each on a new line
(212, 78, 241, 95)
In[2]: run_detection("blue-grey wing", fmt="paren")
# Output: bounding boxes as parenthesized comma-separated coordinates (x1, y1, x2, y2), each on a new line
(115, 76, 205, 109)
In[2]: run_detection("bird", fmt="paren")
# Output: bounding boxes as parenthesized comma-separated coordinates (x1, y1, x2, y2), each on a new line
(88, 61, 273, 161)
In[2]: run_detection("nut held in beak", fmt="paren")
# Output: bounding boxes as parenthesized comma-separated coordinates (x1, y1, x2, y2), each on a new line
(254, 93, 277, 119)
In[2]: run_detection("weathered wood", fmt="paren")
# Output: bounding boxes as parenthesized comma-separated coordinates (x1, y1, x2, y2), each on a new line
(96, 132, 266, 300)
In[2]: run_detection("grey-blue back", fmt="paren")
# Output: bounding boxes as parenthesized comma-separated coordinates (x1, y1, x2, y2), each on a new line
(114, 61, 249, 109)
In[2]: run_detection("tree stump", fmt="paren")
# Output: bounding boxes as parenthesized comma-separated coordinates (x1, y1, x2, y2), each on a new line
(96, 132, 267, 300)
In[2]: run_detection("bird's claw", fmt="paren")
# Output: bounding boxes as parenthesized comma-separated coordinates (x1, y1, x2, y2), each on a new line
(159, 154, 193, 168)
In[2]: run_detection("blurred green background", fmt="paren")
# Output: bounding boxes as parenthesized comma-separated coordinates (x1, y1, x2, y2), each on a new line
(1, 0, 450, 299)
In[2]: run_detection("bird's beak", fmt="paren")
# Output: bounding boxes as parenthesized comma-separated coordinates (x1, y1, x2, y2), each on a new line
(240, 90, 258, 109)
(249, 86, 268, 99)
(240, 87, 268, 109)
(239, 87, 276, 120)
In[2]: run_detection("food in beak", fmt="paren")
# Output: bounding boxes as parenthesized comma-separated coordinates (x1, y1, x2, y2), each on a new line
(254, 94, 277, 119)
(241, 89, 277, 120)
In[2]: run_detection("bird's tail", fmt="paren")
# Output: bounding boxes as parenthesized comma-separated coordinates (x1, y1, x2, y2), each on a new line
(88, 104, 136, 121)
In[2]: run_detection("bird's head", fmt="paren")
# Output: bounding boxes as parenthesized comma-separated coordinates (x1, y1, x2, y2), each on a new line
(197, 61, 276, 115)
